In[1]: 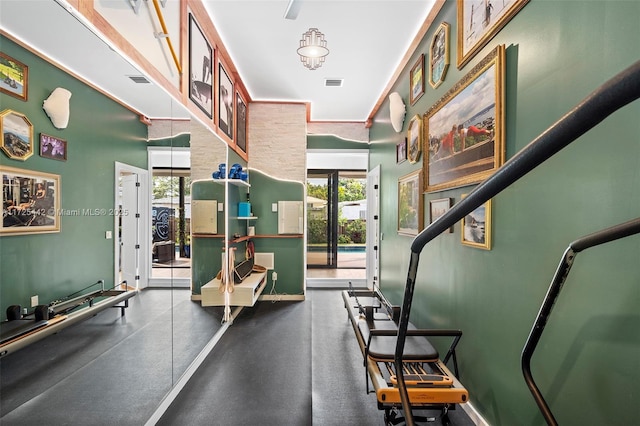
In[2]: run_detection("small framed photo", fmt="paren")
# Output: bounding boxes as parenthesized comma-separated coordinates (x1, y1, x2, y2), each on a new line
(0, 52, 28, 101)
(218, 62, 234, 140)
(407, 115, 422, 164)
(39, 133, 67, 161)
(460, 194, 492, 249)
(396, 138, 407, 164)
(429, 22, 450, 89)
(429, 197, 453, 233)
(0, 109, 33, 161)
(189, 14, 213, 118)
(397, 169, 423, 236)
(410, 54, 425, 105)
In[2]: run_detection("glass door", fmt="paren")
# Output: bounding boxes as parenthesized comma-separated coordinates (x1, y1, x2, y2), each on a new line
(306, 170, 338, 268)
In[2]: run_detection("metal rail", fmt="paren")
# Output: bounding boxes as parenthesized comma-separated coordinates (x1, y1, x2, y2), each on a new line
(394, 59, 640, 425)
(521, 217, 640, 425)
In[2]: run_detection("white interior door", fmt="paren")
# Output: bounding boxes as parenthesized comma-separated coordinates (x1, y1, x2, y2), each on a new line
(116, 162, 149, 289)
(120, 173, 139, 288)
(366, 165, 380, 290)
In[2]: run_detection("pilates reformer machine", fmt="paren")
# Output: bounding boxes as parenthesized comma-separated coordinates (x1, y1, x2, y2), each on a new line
(0, 280, 136, 358)
(343, 284, 467, 425)
(391, 59, 640, 426)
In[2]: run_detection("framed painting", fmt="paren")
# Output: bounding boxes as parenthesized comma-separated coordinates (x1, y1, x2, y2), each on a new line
(410, 54, 425, 105)
(235, 91, 247, 157)
(423, 45, 505, 193)
(0, 109, 33, 161)
(407, 115, 422, 164)
(429, 197, 453, 233)
(429, 22, 450, 89)
(457, 0, 529, 68)
(460, 194, 492, 249)
(189, 14, 213, 118)
(397, 169, 423, 236)
(0, 52, 28, 101)
(396, 138, 407, 164)
(1, 165, 61, 236)
(39, 133, 67, 161)
(218, 62, 234, 140)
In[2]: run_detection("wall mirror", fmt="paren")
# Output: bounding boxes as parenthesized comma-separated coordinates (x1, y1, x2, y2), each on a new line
(0, 1, 229, 422)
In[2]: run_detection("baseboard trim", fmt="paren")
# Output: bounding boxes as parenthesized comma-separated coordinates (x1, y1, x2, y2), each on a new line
(259, 294, 305, 302)
(461, 400, 490, 426)
(306, 278, 367, 288)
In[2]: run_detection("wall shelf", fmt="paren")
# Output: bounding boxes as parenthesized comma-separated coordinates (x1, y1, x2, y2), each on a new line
(201, 271, 267, 307)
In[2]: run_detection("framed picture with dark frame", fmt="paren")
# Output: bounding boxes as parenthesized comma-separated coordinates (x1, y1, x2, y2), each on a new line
(460, 194, 492, 249)
(396, 138, 407, 164)
(39, 133, 67, 161)
(410, 54, 425, 105)
(0, 109, 33, 161)
(424, 45, 505, 193)
(397, 169, 423, 236)
(0, 52, 28, 101)
(407, 115, 422, 164)
(457, 0, 529, 68)
(218, 62, 234, 140)
(235, 91, 247, 157)
(1, 165, 61, 236)
(429, 22, 450, 89)
(188, 14, 213, 118)
(429, 197, 453, 233)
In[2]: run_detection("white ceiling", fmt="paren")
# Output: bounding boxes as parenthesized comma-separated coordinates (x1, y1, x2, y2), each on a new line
(0, 0, 436, 123)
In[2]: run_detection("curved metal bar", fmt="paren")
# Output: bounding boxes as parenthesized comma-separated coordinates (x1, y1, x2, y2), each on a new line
(394, 59, 640, 425)
(521, 217, 640, 425)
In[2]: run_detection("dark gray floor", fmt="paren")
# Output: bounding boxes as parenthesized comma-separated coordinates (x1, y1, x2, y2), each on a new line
(1, 289, 476, 425)
(0, 288, 224, 425)
(159, 289, 476, 426)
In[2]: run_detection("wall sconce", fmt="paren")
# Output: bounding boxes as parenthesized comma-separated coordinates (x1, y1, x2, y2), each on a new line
(297, 28, 329, 70)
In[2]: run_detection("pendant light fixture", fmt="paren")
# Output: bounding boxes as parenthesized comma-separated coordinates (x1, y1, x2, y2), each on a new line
(297, 28, 329, 70)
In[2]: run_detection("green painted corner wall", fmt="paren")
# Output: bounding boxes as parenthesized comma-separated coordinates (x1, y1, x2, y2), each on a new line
(369, 1, 640, 425)
(0, 37, 148, 317)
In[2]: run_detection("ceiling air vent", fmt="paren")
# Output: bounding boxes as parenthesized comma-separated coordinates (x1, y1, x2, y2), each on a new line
(128, 75, 150, 84)
(324, 78, 343, 87)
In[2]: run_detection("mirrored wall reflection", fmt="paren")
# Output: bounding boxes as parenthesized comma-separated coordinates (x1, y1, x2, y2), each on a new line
(0, 3, 229, 424)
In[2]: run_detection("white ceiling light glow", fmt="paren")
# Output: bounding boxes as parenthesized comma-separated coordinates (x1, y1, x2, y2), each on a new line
(297, 28, 329, 70)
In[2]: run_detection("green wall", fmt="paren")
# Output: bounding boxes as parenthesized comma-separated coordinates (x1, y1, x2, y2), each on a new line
(0, 37, 148, 318)
(369, 1, 640, 425)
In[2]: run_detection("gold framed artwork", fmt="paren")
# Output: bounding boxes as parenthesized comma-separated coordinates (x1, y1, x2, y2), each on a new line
(1, 166, 61, 236)
(429, 22, 450, 89)
(424, 45, 505, 193)
(457, 0, 529, 68)
(460, 194, 491, 249)
(0, 52, 28, 101)
(397, 169, 423, 236)
(409, 54, 425, 105)
(0, 109, 33, 161)
(407, 115, 422, 164)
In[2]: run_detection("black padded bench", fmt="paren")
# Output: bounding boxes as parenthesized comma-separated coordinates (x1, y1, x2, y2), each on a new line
(342, 288, 468, 425)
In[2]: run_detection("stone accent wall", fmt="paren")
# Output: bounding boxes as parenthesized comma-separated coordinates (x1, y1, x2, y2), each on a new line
(189, 121, 227, 182)
(248, 103, 307, 183)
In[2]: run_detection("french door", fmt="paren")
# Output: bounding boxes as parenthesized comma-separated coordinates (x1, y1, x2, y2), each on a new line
(307, 170, 338, 268)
